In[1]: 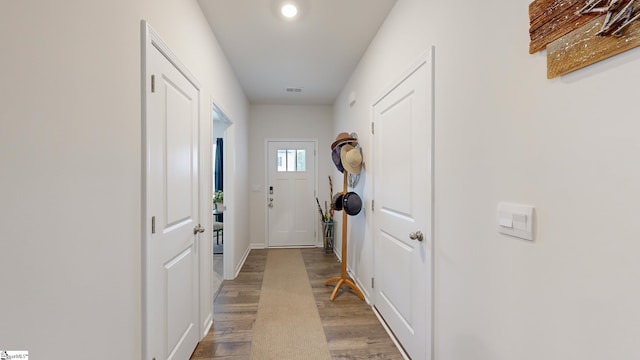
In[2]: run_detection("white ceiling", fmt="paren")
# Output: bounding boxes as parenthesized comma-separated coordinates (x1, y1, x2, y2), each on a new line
(198, 0, 397, 105)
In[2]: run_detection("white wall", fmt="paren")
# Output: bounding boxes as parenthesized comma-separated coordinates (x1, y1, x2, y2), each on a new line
(226, 110, 252, 276)
(0, 0, 249, 358)
(248, 104, 334, 248)
(334, 0, 640, 359)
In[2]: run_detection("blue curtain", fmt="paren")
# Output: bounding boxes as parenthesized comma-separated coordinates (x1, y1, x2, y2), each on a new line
(215, 138, 223, 192)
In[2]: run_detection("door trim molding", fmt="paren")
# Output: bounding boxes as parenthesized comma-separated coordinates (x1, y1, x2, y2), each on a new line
(141, 20, 204, 360)
(373, 48, 434, 107)
(370, 46, 435, 360)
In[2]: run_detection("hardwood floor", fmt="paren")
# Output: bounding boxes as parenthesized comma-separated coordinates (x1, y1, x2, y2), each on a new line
(190, 248, 403, 360)
(191, 250, 266, 359)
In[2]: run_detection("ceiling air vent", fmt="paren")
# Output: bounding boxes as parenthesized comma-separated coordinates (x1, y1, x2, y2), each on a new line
(286, 87, 303, 93)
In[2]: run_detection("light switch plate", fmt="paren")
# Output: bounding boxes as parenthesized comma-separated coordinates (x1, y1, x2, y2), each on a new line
(497, 202, 534, 241)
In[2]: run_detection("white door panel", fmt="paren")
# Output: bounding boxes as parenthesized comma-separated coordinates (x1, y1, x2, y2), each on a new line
(144, 25, 201, 360)
(373, 49, 434, 360)
(379, 231, 414, 325)
(379, 96, 414, 214)
(267, 141, 316, 247)
(165, 82, 195, 224)
(293, 177, 314, 236)
(166, 247, 195, 353)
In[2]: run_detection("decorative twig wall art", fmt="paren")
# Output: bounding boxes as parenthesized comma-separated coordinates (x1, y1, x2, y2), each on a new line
(529, 0, 640, 78)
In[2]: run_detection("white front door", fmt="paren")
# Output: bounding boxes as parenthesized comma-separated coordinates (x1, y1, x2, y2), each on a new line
(267, 140, 316, 247)
(143, 24, 201, 360)
(373, 49, 434, 360)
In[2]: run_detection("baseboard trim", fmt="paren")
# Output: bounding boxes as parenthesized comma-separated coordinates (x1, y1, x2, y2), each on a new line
(202, 315, 213, 339)
(233, 246, 251, 279)
(348, 269, 371, 304)
(250, 243, 322, 249)
(372, 306, 410, 360)
(333, 247, 341, 262)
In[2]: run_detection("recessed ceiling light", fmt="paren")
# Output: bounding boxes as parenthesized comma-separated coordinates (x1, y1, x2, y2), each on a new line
(281, 3, 298, 18)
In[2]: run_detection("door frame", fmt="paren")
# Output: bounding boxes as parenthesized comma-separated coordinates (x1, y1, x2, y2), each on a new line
(198, 100, 233, 339)
(211, 101, 233, 277)
(141, 20, 206, 359)
(370, 47, 435, 360)
(264, 138, 319, 248)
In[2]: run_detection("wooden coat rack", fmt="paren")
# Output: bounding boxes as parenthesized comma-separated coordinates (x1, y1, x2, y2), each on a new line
(325, 170, 365, 301)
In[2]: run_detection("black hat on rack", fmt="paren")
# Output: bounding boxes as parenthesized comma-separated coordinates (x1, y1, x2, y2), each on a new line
(342, 192, 362, 216)
(331, 192, 344, 211)
(331, 145, 344, 173)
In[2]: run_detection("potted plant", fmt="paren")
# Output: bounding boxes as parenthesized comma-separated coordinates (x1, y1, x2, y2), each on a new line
(213, 190, 224, 212)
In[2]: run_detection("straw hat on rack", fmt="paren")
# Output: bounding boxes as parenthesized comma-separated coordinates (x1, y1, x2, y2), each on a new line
(340, 144, 363, 174)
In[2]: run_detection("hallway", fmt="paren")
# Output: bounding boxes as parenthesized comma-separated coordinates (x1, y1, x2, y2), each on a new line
(190, 249, 403, 359)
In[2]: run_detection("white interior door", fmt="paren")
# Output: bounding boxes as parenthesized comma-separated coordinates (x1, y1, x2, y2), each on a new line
(373, 49, 434, 360)
(144, 24, 201, 360)
(267, 140, 316, 247)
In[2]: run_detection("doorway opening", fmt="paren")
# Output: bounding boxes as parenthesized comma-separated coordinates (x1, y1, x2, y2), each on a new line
(212, 103, 231, 296)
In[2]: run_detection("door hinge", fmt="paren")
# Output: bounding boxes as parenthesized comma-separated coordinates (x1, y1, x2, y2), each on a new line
(371, 199, 375, 212)
(151, 216, 156, 234)
(371, 122, 375, 134)
(371, 277, 375, 288)
(151, 75, 156, 93)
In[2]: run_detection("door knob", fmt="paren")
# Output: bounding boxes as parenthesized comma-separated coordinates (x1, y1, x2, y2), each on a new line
(193, 224, 205, 235)
(409, 231, 424, 241)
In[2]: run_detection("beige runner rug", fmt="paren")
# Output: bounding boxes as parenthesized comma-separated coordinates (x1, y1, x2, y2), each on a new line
(250, 249, 332, 360)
